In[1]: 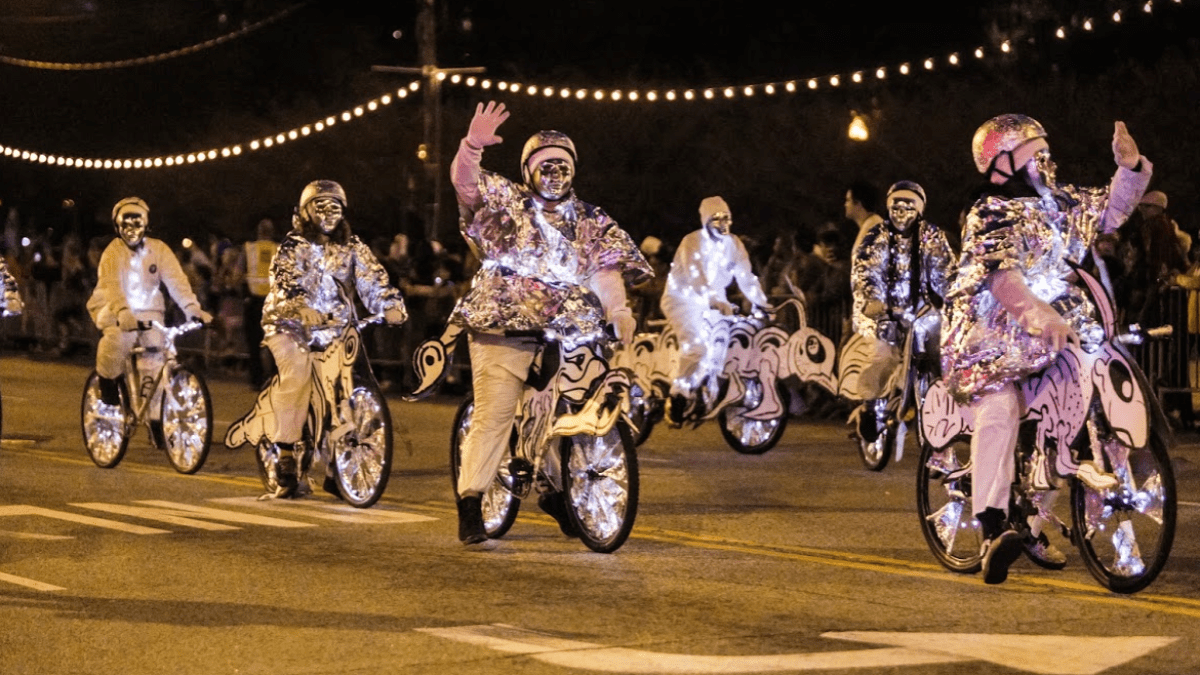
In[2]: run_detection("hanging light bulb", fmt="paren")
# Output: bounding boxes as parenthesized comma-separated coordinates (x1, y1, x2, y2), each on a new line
(848, 112, 869, 141)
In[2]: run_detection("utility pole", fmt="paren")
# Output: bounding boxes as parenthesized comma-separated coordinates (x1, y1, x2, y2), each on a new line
(373, 0, 483, 243)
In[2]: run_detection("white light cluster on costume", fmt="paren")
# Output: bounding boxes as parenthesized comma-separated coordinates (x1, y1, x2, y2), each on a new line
(0, 1, 312, 70)
(0, 82, 421, 170)
(443, 0, 1185, 103)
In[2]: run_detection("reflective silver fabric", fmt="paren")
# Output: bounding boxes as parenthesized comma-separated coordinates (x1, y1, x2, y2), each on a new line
(942, 164, 1151, 401)
(851, 219, 956, 342)
(452, 170, 651, 341)
(262, 231, 406, 348)
(0, 256, 19, 311)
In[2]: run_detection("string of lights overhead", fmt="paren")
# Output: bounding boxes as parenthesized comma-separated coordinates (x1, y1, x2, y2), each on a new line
(0, 1, 312, 71)
(0, 0, 1186, 172)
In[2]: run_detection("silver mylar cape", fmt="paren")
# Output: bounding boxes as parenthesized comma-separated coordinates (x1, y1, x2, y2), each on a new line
(262, 231, 407, 348)
(451, 171, 651, 342)
(941, 160, 1151, 401)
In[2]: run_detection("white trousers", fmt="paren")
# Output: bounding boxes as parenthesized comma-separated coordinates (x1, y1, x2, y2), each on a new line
(265, 333, 313, 444)
(970, 381, 1020, 516)
(456, 334, 537, 496)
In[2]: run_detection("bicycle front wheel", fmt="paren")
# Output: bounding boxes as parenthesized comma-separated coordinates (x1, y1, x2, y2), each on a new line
(449, 395, 520, 538)
(160, 367, 212, 474)
(331, 382, 393, 508)
(80, 371, 132, 469)
(718, 378, 789, 455)
(916, 437, 982, 573)
(563, 422, 638, 553)
(1072, 432, 1176, 594)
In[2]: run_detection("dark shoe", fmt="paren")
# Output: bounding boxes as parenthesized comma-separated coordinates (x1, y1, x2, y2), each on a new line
(98, 376, 122, 407)
(457, 495, 487, 544)
(858, 403, 879, 443)
(273, 449, 299, 499)
(668, 394, 688, 427)
(981, 530, 1023, 585)
(538, 491, 581, 538)
(322, 474, 343, 500)
(149, 420, 166, 450)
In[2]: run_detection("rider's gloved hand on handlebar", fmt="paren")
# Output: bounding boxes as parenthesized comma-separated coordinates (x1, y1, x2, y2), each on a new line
(990, 268, 1078, 352)
(608, 306, 636, 344)
(117, 308, 139, 332)
(298, 307, 323, 327)
(384, 306, 407, 325)
(188, 308, 213, 325)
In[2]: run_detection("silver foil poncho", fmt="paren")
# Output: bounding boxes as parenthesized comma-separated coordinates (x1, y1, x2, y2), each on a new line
(941, 161, 1151, 401)
(262, 231, 407, 349)
(451, 171, 651, 342)
(850, 219, 956, 343)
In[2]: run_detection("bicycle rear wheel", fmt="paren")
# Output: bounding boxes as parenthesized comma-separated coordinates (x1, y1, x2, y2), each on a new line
(80, 371, 132, 469)
(160, 367, 212, 474)
(718, 378, 789, 455)
(916, 437, 983, 573)
(449, 394, 521, 538)
(1072, 432, 1176, 594)
(563, 421, 638, 553)
(331, 380, 393, 508)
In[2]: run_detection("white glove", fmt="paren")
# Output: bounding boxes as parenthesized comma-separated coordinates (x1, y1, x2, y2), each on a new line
(466, 101, 509, 148)
(117, 308, 139, 332)
(990, 269, 1075, 352)
(298, 307, 323, 326)
(188, 308, 213, 325)
(384, 306, 408, 325)
(608, 306, 636, 344)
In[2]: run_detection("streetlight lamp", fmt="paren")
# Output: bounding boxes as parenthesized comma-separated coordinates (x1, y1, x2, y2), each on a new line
(848, 111, 870, 141)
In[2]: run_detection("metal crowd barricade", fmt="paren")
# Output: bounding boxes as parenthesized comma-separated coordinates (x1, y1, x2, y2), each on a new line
(1130, 285, 1197, 422)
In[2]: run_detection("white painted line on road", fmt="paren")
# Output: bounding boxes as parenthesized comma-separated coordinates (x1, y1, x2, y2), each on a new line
(419, 624, 1179, 674)
(0, 571, 64, 592)
(0, 530, 73, 540)
(210, 497, 437, 523)
(0, 505, 170, 534)
(1178, 500, 1200, 508)
(73, 500, 317, 529)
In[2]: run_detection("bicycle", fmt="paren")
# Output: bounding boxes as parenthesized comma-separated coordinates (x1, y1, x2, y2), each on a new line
(612, 297, 838, 454)
(223, 313, 393, 508)
(915, 264, 1177, 593)
(412, 322, 639, 553)
(80, 320, 212, 474)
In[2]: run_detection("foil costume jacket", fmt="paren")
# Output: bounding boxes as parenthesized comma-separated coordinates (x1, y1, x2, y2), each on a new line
(850, 219, 956, 342)
(262, 230, 407, 349)
(942, 160, 1152, 401)
(87, 237, 202, 328)
(660, 228, 769, 330)
(450, 148, 652, 341)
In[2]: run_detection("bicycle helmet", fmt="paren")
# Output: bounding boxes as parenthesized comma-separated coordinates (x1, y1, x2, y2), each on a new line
(971, 114, 1049, 183)
(520, 131, 577, 183)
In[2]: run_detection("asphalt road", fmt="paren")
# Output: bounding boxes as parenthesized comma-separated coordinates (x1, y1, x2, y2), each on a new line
(1, 355, 1198, 675)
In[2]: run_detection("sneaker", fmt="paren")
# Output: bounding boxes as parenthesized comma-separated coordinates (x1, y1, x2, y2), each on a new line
(1024, 531, 1068, 569)
(981, 530, 1023, 584)
(1076, 461, 1119, 490)
(538, 491, 581, 538)
(457, 495, 487, 545)
(273, 451, 299, 499)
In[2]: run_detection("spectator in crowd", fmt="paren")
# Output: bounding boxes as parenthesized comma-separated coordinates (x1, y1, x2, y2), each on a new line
(239, 217, 279, 388)
(629, 235, 670, 332)
(845, 180, 884, 242)
(1121, 189, 1189, 327)
(52, 234, 90, 356)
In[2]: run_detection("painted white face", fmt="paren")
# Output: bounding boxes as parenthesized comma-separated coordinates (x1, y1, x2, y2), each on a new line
(116, 209, 148, 248)
(888, 198, 920, 231)
(705, 212, 732, 237)
(530, 158, 574, 201)
(305, 197, 344, 234)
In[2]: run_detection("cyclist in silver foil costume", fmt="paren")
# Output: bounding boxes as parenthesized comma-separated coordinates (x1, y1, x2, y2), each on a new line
(261, 180, 408, 497)
(449, 100, 651, 545)
(849, 181, 956, 439)
(941, 114, 1151, 584)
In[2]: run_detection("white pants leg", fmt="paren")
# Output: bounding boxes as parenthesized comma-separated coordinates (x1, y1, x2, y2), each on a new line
(265, 333, 313, 444)
(457, 334, 537, 496)
(971, 381, 1020, 517)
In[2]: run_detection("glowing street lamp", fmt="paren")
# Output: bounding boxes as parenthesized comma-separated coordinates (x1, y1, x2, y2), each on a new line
(848, 112, 870, 141)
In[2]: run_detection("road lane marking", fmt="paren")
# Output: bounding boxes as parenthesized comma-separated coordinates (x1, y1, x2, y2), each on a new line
(209, 497, 437, 523)
(0, 572, 64, 592)
(0, 530, 73, 540)
(0, 505, 169, 534)
(419, 624, 1178, 674)
(71, 501, 316, 529)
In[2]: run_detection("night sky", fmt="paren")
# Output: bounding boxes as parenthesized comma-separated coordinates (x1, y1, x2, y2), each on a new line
(1, 1, 1197, 248)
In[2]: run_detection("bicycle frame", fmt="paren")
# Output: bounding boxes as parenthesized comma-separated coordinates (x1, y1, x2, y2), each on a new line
(124, 320, 203, 428)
